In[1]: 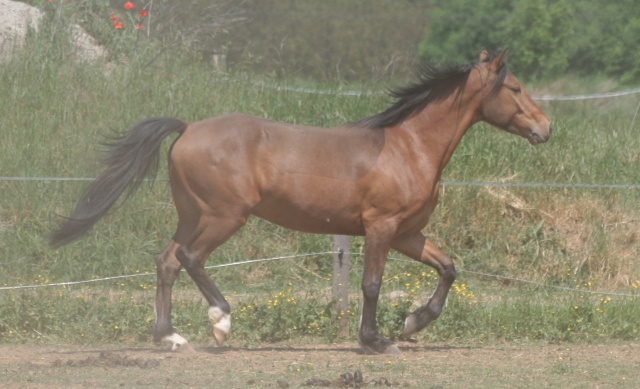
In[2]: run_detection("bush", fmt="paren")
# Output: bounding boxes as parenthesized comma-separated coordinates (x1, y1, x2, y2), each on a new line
(419, 0, 640, 83)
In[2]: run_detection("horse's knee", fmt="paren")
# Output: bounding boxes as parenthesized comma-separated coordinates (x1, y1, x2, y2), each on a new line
(361, 279, 382, 300)
(156, 257, 180, 276)
(155, 264, 179, 287)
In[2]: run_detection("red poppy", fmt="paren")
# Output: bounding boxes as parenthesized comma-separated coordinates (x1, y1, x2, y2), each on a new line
(134, 24, 144, 30)
(110, 12, 119, 21)
(139, 10, 148, 17)
(124, 2, 135, 10)
(114, 22, 124, 29)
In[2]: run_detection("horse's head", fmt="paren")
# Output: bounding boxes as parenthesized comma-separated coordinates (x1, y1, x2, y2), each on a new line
(476, 49, 551, 145)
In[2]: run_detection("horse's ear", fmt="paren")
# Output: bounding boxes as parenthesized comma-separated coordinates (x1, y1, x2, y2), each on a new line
(479, 48, 491, 63)
(490, 48, 509, 72)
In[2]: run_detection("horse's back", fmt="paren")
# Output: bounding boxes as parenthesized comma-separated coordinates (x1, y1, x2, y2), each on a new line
(168, 113, 388, 234)
(172, 113, 385, 181)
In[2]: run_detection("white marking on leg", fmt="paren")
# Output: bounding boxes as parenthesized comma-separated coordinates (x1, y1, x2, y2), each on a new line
(403, 315, 417, 336)
(209, 306, 231, 346)
(162, 333, 189, 351)
(208, 306, 231, 334)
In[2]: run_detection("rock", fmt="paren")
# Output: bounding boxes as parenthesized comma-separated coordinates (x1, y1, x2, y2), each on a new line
(0, 0, 106, 62)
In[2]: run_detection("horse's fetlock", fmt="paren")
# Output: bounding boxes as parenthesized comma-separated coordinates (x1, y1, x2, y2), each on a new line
(209, 306, 231, 346)
(153, 321, 174, 343)
(426, 305, 442, 319)
(442, 264, 457, 283)
(209, 306, 230, 322)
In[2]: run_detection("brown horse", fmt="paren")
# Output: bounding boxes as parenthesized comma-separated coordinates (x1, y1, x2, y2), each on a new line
(50, 49, 551, 354)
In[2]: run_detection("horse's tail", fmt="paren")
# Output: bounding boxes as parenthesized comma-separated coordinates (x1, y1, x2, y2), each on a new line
(50, 117, 188, 248)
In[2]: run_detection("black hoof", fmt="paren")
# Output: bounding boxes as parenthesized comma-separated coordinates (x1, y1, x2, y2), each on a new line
(402, 306, 439, 338)
(359, 335, 402, 355)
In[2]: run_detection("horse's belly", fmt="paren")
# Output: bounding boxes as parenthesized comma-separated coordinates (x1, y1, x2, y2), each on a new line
(251, 198, 365, 236)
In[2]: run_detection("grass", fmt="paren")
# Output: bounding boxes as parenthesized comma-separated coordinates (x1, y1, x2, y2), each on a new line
(1, 271, 638, 346)
(0, 6, 639, 347)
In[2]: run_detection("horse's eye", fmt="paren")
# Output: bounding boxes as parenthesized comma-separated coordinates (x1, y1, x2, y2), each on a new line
(511, 87, 521, 94)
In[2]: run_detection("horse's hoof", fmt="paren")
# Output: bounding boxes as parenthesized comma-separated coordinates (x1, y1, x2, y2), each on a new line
(213, 328, 228, 346)
(402, 314, 418, 338)
(173, 342, 196, 354)
(209, 306, 231, 346)
(359, 336, 402, 355)
(162, 333, 195, 353)
(361, 342, 402, 355)
(383, 344, 402, 355)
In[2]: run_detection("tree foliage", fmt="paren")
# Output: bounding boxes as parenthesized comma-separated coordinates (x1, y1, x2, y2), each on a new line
(418, 0, 512, 66)
(419, 0, 640, 83)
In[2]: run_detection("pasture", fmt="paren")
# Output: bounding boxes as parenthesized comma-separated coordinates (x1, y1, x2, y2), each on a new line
(0, 6, 639, 386)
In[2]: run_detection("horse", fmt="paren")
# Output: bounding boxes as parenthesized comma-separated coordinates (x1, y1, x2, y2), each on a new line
(50, 49, 551, 355)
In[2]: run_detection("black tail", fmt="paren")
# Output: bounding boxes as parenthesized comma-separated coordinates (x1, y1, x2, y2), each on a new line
(50, 117, 188, 248)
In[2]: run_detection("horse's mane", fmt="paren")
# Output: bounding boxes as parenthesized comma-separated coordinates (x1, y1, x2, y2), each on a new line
(355, 55, 507, 129)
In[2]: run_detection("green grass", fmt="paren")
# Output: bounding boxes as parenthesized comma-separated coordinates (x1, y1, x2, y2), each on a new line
(2, 272, 638, 346)
(0, 9, 639, 347)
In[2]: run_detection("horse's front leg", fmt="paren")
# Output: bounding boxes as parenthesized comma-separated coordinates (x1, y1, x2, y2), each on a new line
(153, 241, 195, 353)
(359, 225, 401, 355)
(391, 232, 456, 338)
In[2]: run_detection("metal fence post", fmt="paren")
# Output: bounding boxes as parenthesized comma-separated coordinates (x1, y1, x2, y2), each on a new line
(332, 235, 350, 338)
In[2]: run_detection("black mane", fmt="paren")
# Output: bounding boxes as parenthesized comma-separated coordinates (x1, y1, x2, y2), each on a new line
(355, 57, 506, 129)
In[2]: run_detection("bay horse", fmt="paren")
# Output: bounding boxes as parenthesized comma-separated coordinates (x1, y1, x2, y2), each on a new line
(50, 49, 551, 354)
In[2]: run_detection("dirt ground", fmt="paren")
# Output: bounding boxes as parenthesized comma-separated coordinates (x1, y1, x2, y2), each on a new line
(0, 341, 638, 388)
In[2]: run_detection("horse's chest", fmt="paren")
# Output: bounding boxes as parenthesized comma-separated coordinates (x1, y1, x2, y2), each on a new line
(399, 186, 440, 233)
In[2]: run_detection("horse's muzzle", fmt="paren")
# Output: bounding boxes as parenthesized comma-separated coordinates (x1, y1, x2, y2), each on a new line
(528, 123, 552, 145)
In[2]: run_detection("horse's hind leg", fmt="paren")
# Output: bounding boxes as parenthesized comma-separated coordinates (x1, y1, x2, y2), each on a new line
(391, 232, 456, 338)
(153, 240, 194, 352)
(173, 211, 249, 347)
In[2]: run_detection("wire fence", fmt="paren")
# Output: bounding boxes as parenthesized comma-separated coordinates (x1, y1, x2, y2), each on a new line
(219, 77, 640, 101)
(1, 250, 637, 298)
(0, 252, 333, 291)
(2, 176, 640, 189)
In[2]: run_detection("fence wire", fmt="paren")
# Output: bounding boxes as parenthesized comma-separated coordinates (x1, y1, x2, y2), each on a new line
(218, 77, 640, 101)
(2, 177, 639, 189)
(1, 251, 637, 298)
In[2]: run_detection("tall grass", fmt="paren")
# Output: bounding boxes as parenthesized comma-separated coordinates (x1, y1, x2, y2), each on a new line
(0, 6, 638, 346)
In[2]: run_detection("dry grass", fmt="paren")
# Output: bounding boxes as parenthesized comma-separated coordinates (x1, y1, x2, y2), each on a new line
(479, 185, 639, 288)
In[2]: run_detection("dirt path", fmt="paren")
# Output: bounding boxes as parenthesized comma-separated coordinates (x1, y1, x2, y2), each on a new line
(0, 341, 638, 388)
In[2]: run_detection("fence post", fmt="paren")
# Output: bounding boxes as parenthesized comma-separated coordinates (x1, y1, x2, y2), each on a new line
(332, 235, 350, 338)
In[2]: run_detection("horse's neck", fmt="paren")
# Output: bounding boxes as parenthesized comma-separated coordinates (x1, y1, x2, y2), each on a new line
(400, 99, 480, 175)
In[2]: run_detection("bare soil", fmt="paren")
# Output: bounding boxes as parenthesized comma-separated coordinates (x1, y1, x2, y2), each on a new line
(1, 341, 638, 388)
